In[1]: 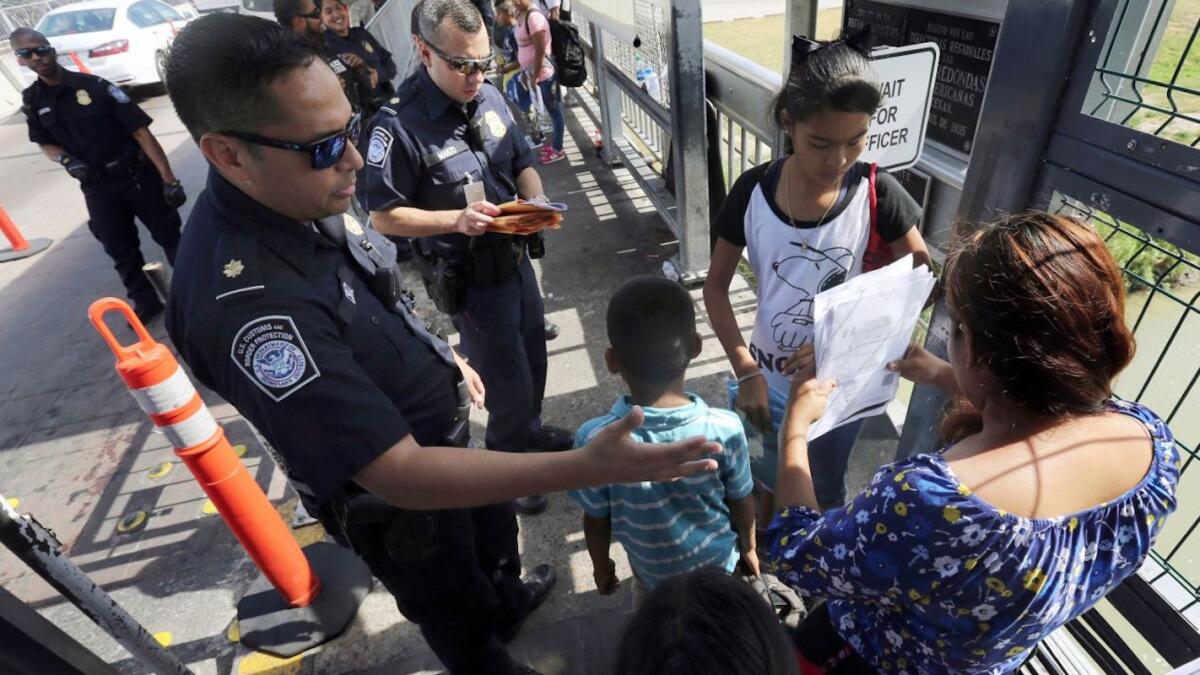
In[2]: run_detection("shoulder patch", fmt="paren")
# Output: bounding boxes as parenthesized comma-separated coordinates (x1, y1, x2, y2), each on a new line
(231, 315, 321, 402)
(108, 84, 131, 103)
(366, 127, 393, 168)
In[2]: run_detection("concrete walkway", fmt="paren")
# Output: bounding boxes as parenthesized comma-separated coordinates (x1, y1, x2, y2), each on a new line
(0, 91, 897, 674)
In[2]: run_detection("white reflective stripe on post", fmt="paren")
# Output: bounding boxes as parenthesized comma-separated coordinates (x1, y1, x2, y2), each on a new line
(159, 407, 218, 448)
(130, 367, 196, 415)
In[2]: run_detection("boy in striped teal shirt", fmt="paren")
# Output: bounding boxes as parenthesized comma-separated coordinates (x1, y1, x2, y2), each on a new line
(569, 276, 757, 595)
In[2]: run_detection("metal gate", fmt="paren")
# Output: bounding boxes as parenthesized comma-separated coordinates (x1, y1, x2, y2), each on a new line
(900, 0, 1200, 667)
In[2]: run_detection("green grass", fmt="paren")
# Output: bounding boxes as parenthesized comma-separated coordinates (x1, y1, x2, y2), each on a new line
(703, 8, 844, 75)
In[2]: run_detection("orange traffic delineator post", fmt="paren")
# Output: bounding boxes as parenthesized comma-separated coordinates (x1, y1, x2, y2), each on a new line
(67, 50, 91, 74)
(0, 206, 52, 263)
(88, 298, 371, 657)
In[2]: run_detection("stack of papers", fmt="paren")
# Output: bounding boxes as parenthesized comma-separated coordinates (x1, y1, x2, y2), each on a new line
(809, 254, 937, 440)
(487, 199, 568, 235)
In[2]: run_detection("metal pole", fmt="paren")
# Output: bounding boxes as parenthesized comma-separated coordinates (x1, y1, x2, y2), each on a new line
(590, 22, 625, 167)
(0, 585, 119, 675)
(664, 0, 710, 282)
(0, 494, 194, 675)
(142, 262, 171, 305)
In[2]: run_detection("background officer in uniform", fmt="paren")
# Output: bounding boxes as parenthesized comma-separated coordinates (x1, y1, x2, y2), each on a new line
(163, 15, 717, 674)
(359, 0, 567, 515)
(274, 0, 376, 114)
(320, 0, 397, 101)
(13, 27, 185, 321)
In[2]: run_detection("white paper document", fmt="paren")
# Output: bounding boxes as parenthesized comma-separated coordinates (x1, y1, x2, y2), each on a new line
(808, 255, 937, 440)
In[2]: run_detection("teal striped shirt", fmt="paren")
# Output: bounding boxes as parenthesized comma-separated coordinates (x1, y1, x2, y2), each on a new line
(568, 394, 753, 590)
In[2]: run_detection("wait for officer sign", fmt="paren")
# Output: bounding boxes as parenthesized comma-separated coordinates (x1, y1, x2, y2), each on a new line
(858, 43, 940, 171)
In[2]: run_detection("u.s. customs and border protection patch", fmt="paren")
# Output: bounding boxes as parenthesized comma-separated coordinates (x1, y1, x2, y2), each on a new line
(231, 316, 320, 402)
(366, 127, 393, 168)
(108, 85, 131, 103)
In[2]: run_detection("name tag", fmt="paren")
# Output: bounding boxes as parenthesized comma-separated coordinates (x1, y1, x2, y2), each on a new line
(328, 58, 347, 75)
(421, 144, 462, 168)
(463, 180, 486, 205)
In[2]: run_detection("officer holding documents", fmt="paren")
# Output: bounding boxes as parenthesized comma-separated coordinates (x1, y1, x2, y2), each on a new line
(359, 0, 569, 515)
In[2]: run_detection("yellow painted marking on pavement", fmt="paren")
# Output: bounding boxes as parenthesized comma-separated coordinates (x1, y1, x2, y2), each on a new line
(6, 497, 18, 509)
(227, 619, 240, 643)
(117, 510, 147, 533)
(233, 444, 248, 458)
(147, 461, 173, 479)
(293, 523, 326, 548)
(238, 650, 305, 675)
(200, 499, 219, 516)
(153, 631, 173, 646)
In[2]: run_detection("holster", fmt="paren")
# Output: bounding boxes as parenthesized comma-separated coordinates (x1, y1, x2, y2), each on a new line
(411, 248, 466, 315)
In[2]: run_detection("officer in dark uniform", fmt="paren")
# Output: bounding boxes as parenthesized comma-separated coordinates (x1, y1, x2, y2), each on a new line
(320, 0, 397, 101)
(13, 27, 185, 321)
(274, 0, 376, 115)
(359, 0, 570, 515)
(162, 15, 717, 675)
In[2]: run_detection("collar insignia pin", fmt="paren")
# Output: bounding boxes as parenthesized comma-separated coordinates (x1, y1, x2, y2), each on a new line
(223, 259, 245, 278)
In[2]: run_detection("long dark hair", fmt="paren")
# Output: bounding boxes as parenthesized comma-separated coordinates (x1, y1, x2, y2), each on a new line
(614, 567, 800, 675)
(940, 213, 1135, 441)
(772, 35, 881, 129)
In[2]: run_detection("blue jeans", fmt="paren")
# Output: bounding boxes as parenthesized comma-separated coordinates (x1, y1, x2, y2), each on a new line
(727, 379, 865, 510)
(537, 76, 565, 152)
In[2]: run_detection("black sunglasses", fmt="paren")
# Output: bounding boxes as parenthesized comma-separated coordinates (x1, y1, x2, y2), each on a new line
(420, 37, 494, 76)
(221, 114, 361, 170)
(298, 7, 321, 19)
(16, 45, 54, 58)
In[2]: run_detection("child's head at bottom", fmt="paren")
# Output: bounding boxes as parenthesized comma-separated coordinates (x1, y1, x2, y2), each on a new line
(605, 275, 701, 399)
(615, 566, 799, 675)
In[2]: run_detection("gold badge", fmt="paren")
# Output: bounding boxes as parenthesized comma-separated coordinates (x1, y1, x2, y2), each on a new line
(342, 214, 364, 236)
(76, 89, 92, 106)
(483, 110, 507, 140)
(363, 41, 374, 53)
(223, 259, 245, 278)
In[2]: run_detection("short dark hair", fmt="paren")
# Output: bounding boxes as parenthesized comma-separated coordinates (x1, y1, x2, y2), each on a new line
(8, 27, 48, 47)
(166, 14, 318, 142)
(616, 567, 800, 675)
(607, 275, 697, 385)
(273, 0, 307, 25)
(773, 40, 881, 128)
(416, 0, 483, 46)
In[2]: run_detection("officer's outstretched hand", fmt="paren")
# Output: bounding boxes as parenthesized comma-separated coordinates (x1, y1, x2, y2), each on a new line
(455, 201, 500, 237)
(584, 406, 720, 483)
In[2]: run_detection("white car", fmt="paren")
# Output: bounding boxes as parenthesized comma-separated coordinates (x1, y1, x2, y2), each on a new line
(29, 0, 191, 88)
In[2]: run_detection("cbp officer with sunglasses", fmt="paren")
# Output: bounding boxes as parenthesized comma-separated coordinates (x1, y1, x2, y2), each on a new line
(359, 0, 571, 517)
(163, 14, 719, 675)
(12, 27, 186, 321)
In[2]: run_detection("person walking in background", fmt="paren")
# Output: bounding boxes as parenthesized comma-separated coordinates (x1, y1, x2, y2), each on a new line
(13, 27, 185, 322)
(512, 0, 564, 163)
(321, 0, 397, 103)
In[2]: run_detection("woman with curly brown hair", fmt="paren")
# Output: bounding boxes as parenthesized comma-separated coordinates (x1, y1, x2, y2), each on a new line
(769, 213, 1179, 674)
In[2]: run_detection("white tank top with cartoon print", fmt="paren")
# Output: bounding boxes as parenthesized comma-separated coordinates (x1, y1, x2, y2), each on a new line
(744, 174, 872, 396)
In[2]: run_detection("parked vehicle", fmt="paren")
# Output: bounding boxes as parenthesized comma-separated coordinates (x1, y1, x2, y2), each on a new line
(24, 0, 191, 88)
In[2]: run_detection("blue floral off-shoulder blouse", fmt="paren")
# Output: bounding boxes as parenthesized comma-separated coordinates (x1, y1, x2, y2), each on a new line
(766, 400, 1179, 674)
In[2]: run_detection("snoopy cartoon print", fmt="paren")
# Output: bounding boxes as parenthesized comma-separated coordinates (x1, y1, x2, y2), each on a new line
(770, 242, 854, 350)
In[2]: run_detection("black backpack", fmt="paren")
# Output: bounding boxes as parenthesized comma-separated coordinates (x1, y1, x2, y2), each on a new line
(525, 9, 587, 87)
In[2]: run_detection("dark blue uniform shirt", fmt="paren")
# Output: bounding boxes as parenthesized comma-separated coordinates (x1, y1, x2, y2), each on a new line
(326, 27, 396, 93)
(23, 71, 151, 167)
(166, 170, 459, 505)
(358, 66, 534, 259)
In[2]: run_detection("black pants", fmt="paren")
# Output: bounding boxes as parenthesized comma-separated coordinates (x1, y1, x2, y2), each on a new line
(452, 255, 548, 454)
(354, 502, 530, 674)
(793, 603, 877, 674)
(81, 162, 181, 308)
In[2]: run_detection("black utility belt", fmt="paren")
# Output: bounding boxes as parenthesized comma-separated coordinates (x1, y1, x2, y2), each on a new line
(85, 155, 148, 184)
(413, 234, 544, 314)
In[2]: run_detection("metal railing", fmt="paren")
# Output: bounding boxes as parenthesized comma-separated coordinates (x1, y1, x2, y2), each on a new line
(1085, 0, 1199, 148)
(0, 0, 76, 36)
